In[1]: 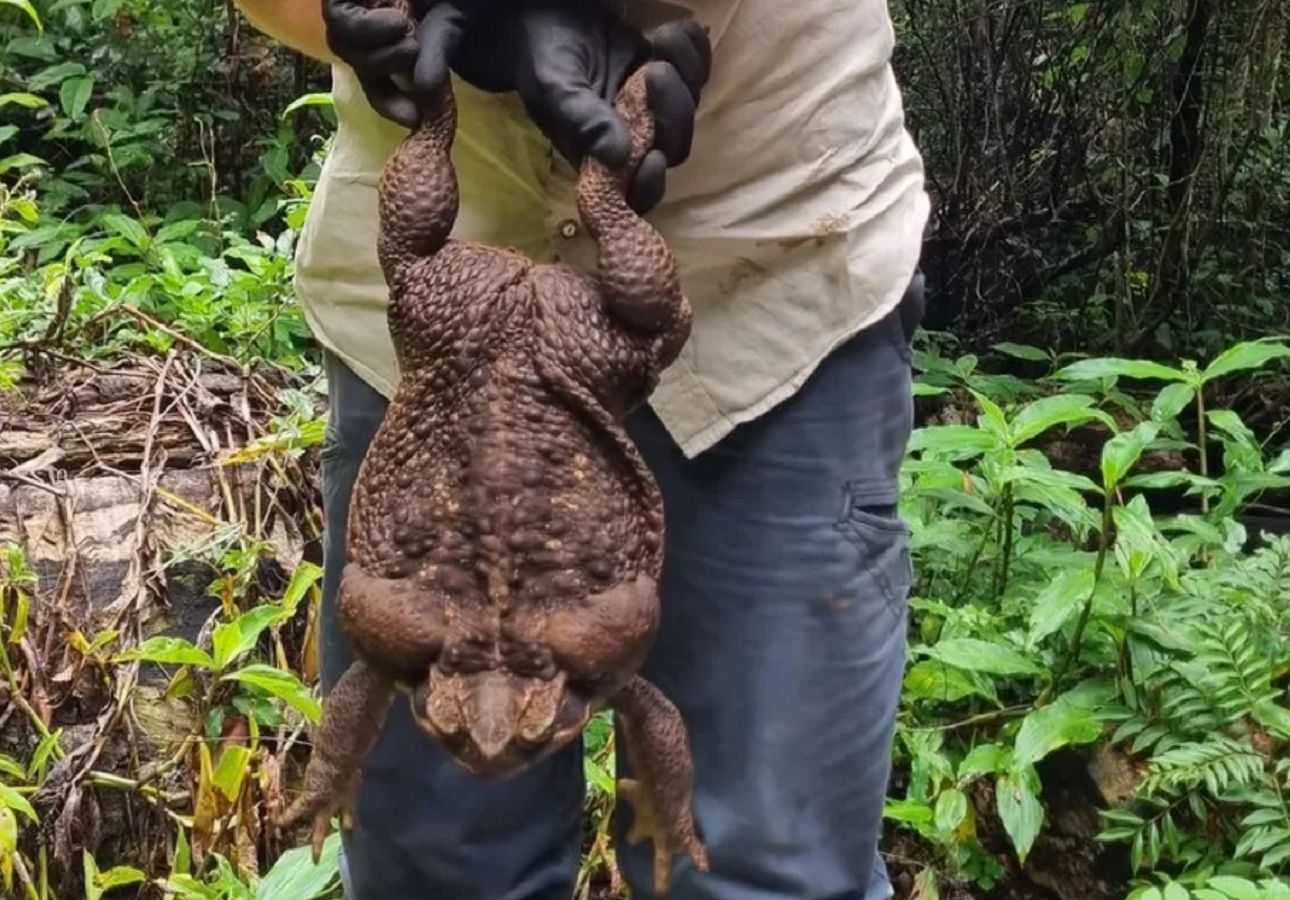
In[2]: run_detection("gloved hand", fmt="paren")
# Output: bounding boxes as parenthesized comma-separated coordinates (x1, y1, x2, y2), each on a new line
(321, 0, 440, 128)
(416, 0, 712, 213)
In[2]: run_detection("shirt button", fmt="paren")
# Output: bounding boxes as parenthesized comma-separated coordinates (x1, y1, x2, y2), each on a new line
(557, 219, 578, 239)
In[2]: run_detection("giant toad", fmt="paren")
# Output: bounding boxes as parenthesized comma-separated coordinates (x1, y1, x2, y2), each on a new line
(277, 1, 707, 892)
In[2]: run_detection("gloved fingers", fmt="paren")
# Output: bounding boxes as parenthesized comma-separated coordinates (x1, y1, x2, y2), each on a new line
(643, 61, 697, 167)
(356, 71, 422, 129)
(627, 149, 668, 214)
(411, 1, 471, 95)
(323, 1, 412, 47)
(527, 78, 633, 169)
(330, 34, 420, 76)
(646, 18, 712, 102)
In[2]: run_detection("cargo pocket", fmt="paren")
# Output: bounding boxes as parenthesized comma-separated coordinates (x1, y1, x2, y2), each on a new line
(835, 484, 913, 621)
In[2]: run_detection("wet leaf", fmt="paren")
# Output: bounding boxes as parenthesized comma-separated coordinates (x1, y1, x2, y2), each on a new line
(1151, 383, 1195, 423)
(904, 660, 992, 703)
(116, 636, 214, 669)
(1014, 696, 1104, 767)
(192, 741, 219, 858)
(1201, 341, 1290, 383)
(1102, 422, 1160, 489)
(59, 75, 94, 120)
(0, 807, 15, 892)
(0, 783, 35, 821)
(1009, 394, 1111, 447)
(222, 665, 322, 722)
(934, 787, 968, 834)
(211, 744, 252, 803)
(1054, 357, 1186, 383)
(996, 766, 1044, 862)
(1027, 568, 1095, 647)
(925, 638, 1043, 676)
(256, 830, 342, 899)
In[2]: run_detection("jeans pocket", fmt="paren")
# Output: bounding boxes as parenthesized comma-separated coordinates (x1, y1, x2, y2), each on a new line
(836, 489, 913, 620)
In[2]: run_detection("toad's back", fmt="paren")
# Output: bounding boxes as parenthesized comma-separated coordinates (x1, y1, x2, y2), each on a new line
(346, 256, 662, 617)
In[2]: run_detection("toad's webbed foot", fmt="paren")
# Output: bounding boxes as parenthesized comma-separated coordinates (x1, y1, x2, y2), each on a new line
(613, 676, 708, 895)
(276, 659, 394, 862)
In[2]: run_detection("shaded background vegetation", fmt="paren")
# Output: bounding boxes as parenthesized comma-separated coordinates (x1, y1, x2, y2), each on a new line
(1, 1, 1288, 899)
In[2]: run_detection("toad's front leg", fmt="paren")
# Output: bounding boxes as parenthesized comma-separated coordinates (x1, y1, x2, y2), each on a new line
(612, 676, 709, 895)
(276, 658, 394, 861)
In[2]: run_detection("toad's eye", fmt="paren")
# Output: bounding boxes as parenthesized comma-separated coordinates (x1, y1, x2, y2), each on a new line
(443, 639, 493, 673)
(504, 642, 556, 679)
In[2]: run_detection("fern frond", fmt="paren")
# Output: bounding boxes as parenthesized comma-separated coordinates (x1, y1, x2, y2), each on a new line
(1140, 737, 1263, 798)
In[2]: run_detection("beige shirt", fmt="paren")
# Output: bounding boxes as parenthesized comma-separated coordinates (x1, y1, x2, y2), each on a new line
(294, 0, 929, 457)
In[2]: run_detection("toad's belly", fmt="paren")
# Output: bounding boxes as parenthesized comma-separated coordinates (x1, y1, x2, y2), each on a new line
(347, 375, 656, 609)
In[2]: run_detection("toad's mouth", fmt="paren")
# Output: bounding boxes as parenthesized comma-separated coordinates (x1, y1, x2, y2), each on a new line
(404, 670, 592, 779)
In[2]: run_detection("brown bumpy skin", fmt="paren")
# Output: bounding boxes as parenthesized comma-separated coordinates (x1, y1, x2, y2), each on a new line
(276, 0, 705, 891)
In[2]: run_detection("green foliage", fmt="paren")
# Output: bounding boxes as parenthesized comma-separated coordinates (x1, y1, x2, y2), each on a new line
(1, 1, 1287, 897)
(1, 0, 330, 370)
(892, 338, 1290, 895)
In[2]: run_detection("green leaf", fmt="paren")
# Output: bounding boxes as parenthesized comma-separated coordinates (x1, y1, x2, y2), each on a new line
(1009, 394, 1110, 447)
(1054, 357, 1186, 383)
(924, 638, 1043, 676)
(912, 382, 949, 397)
(95, 865, 147, 891)
(0, 92, 47, 109)
(1124, 471, 1220, 491)
(100, 213, 149, 250)
(1102, 422, 1160, 489)
(0, 783, 37, 822)
(934, 787, 968, 833)
(59, 75, 94, 119)
(1013, 697, 1103, 767)
(0, 755, 23, 780)
(0, 152, 45, 174)
(903, 660, 990, 703)
(211, 745, 252, 802)
(996, 766, 1044, 862)
(907, 425, 1001, 459)
(1201, 341, 1290, 383)
(281, 562, 322, 616)
(0, 806, 14, 892)
(993, 342, 1050, 362)
(173, 824, 192, 876)
(1203, 877, 1261, 900)
(883, 799, 934, 827)
(959, 744, 1011, 778)
(972, 391, 1011, 443)
(1027, 568, 1095, 647)
(282, 92, 334, 118)
(1162, 883, 1189, 900)
(212, 605, 290, 670)
(222, 665, 322, 722)
(911, 868, 940, 900)
(116, 636, 214, 669)
(0, 0, 42, 33)
(1151, 383, 1195, 423)
(83, 850, 102, 900)
(1252, 700, 1290, 740)
(256, 831, 342, 900)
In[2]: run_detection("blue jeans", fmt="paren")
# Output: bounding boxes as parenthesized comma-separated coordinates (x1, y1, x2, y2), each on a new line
(318, 284, 919, 900)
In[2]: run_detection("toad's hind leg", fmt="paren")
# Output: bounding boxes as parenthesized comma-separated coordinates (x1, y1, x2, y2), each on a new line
(338, 563, 448, 671)
(576, 70, 691, 367)
(613, 676, 708, 895)
(276, 658, 394, 861)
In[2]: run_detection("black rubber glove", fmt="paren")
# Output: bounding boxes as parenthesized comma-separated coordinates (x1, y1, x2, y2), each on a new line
(321, 0, 441, 128)
(415, 0, 712, 212)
